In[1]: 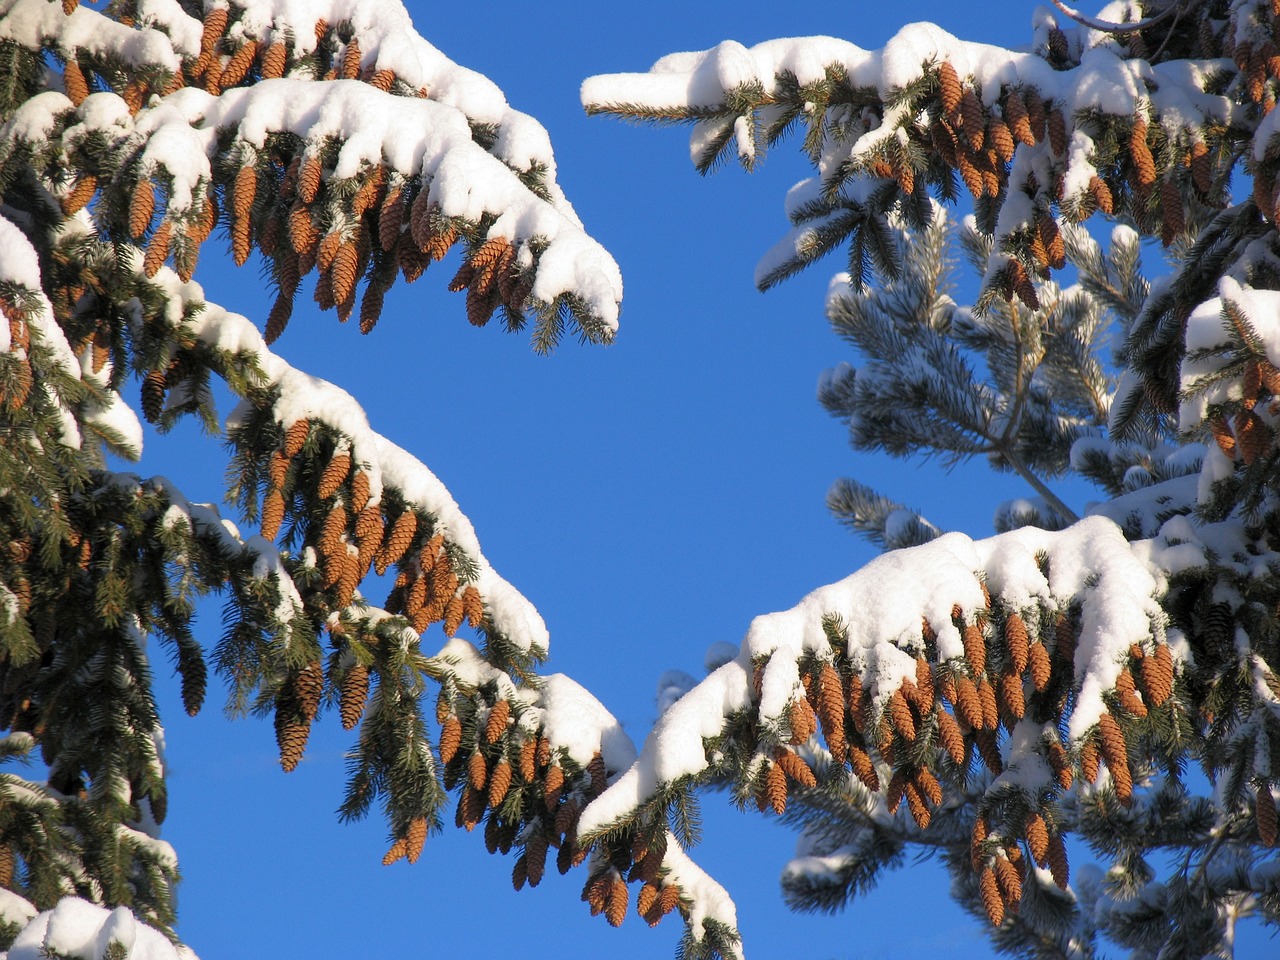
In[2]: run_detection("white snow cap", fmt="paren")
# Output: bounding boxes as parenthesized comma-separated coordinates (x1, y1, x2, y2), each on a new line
(6, 898, 193, 960)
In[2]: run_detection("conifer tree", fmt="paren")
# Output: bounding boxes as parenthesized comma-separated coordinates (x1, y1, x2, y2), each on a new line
(578, 1, 1280, 956)
(7, 1, 1280, 959)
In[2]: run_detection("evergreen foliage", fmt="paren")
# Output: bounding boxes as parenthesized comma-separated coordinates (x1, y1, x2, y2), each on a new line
(6, 1, 1280, 959)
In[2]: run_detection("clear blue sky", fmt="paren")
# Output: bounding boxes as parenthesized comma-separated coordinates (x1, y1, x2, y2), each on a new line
(125, 3, 1270, 958)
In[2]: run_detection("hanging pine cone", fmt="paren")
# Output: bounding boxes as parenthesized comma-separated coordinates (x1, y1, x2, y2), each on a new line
(1046, 832, 1069, 889)
(488, 760, 512, 808)
(381, 837, 408, 866)
(542, 768, 563, 814)
(62, 174, 96, 215)
(317, 452, 352, 499)
(992, 856, 1023, 905)
(406, 816, 427, 864)
(297, 157, 323, 204)
(370, 68, 396, 91)
(1047, 108, 1067, 157)
(1129, 118, 1156, 191)
(63, 57, 89, 105)
(1257, 784, 1278, 846)
(1097, 712, 1132, 802)
(485, 699, 511, 743)
(339, 663, 369, 729)
(129, 179, 156, 238)
(439, 715, 462, 763)
(979, 866, 1004, 925)
(1025, 812, 1050, 865)
(937, 61, 961, 115)
(260, 488, 286, 540)
(282, 418, 310, 457)
(1046, 738, 1073, 789)
(275, 712, 311, 772)
(1004, 91, 1033, 145)
(296, 660, 324, 721)
(141, 369, 166, 423)
(774, 747, 816, 788)
(960, 89, 985, 150)
(468, 750, 488, 790)
(375, 509, 417, 574)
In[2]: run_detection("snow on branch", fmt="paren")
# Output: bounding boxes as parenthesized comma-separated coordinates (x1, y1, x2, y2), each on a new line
(132, 248, 551, 657)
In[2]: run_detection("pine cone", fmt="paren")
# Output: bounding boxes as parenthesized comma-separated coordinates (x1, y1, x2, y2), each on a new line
(341, 37, 362, 79)
(375, 510, 417, 574)
(63, 57, 89, 105)
(979, 866, 1004, 925)
(260, 488, 286, 540)
(282, 418, 310, 457)
(320, 503, 348, 559)
(963, 623, 986, 677)
(544, 763, 565, 810)
(848, 740, 879, 791)
(339, 663, 369, 730)
(381, 837, 408, 866)
(914, 766, 942, 806)
(937, 61, 962, 115)
(129, 179, 156, 239)
(221, 40, 259, 88)
(370, 68, 396, 91)
(317, 453, 351, 500)
(1088, 175, 1114, 215)
(936, 707, 966, 765)
(260, 41, 287, 79)
(788, 698, 817, 744)
(970, 816, 990, 870)
(637, 882, 659, 920)
(1047, 108, 1067, 157)
(914, 657, 935, 710)
(763, 761, 787, 814)
(1046, 832, 1070, 889)
(297, 158, 323, 204)
(468, 751, 488, 790)
(583, 871, 610, 915)
(988, 118, 1014, 163)
(1047, 738, 1073, 789)
(143, 220, 173, 278)
(774, 747, 816, 788)
(518, 738, 537, 781)
(1129, 119, 1156, 190)
(957, 146, 983, 198)
(276, 713, 310, 772)
(960, 89, 985, 150)
(525, 828, 549, 886)
(1080, 736, 1100, 782)
(1024, 88, 1046, 140)
(1189, 141, 1212, 194)
(296, 661, 324, 721)
(485, 699, 511, 743)
(443, 594, 465, 636)
(141, 369, 166, 423)
(1027, 642, 1051, 692)
(974, 728, 1003, 774)
(888, 689, 917, 740)
(488, 760, 512, 808)
(993, 856, 1022, 905)
(439, 715, 462, 763)
(998, 671, 1024, 722)
(978, 678, 1000, 730)
(1004, 613, 1029, 673)
(1004, 91, 1034, 145)
(1054, 611, 1077, 667)
(954, 676, 983, 729)
(588, 751, 608, 796)
(406, 816, 427, 864)
(1161, 177, 1186, 240)
(200, 7, 227, 54)
(1097, 712, 1132, 802)
(1257, 784, 1278, 846)
(1025, 812, 1050, 865)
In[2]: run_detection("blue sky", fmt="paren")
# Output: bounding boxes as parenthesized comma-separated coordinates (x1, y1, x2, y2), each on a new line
(123, 2, 1271, 958)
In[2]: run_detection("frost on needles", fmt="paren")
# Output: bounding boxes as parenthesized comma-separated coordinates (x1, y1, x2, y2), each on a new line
(5, 1, 1280, 960)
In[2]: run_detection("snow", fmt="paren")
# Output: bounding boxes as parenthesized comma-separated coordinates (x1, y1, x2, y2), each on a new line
(139, 260, 552, 654)
(534, 674, 637, 772)
(6, 899, 191, 960)
(583, 516, 1168, 839)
